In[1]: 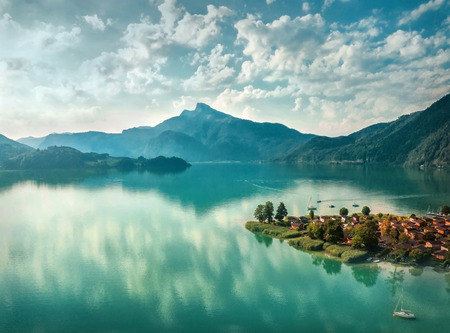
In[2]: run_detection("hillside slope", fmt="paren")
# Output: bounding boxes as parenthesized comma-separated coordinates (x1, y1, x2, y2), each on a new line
(19, 103, 315, 162)
(280, 93, 450, 166)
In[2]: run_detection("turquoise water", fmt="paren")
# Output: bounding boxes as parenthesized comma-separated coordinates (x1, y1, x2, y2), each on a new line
(0, 164, 449, 332)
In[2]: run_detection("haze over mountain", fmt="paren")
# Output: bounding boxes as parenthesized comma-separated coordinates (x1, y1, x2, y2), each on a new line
(0, 134, 34, 162)
(19, 103, 315, 162)
(278, 93, 450, 167)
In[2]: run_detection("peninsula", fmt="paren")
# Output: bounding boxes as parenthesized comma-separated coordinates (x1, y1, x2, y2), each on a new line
(246, 202, 450, 267)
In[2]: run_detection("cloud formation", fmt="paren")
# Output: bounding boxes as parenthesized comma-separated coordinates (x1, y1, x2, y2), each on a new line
(0, 0, 448, 139)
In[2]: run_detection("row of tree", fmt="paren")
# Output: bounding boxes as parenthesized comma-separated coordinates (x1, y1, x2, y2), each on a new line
(254, 202, 288, 223)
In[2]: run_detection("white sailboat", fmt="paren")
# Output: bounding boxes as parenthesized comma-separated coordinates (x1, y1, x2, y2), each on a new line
(307, 197, 317, 211)
(393, 293, 415, 319)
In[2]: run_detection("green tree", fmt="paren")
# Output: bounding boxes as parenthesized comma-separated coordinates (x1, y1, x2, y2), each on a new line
(352, 224, 378, 249)
(309, 210, 315, 220)
(399, 232, 410, 243)
(362, 206, 371, 216)
(275, 202, 288, 222)
(389, 228, 400, 240)
(307, 222, 324, 240)
(324, 220, 344, 243)
(339, 207, 349, 216)
(441, 205, 450, 215)
(254, 204, 265, 223)
(409, 249, 424, 262)
(423, 232, 435, 241)
(264, 201, 274, 223)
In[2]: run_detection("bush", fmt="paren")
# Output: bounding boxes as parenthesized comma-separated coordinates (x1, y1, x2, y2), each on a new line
(341, 249, 368, 263)
(245, 222, 301, 238)
(324, 244, 349, 257)
(288, 237, 324, 251)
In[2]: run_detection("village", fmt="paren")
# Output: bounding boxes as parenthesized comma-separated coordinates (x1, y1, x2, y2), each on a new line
(250, 202, 450, 266)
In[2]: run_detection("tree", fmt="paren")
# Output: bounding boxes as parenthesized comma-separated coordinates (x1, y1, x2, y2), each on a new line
(324, 220, 344, 243)
(389, 228, 400, 240)
(339, 207, 348, 217)
(264, 201, 274, 223)
(307, 222, 324, 240)
(309, 210, 315, 220)
(254, 204, 265, 223)
(362, 206, 371, 216)
(380, 219, 391, 236)
(275, 202, 288, 222)
(410, 249, 425, 263)
(352, 224, 378, 249)
(423, 232, 435, 241)
(441, 205, 450, 216)
(377, 212, 384, 219)
(399, 232, 410, 243)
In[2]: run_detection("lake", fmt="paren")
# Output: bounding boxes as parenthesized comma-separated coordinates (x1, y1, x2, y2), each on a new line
(0, 163, 449, 332)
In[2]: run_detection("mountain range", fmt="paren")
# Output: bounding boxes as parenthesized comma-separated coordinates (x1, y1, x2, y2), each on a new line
(1, 94, 448, 167)
(277, 93, 449, 166)
(18, 103, 314, 162)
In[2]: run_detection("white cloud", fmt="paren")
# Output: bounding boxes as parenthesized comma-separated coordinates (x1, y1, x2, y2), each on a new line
(83, 14, 112, 31)
(172, 5, 233, 48)
(398, 0, 445, 26)
(266, 0, 277, 4)
(302, 2, 310, 12)
(183, 44, 234, 91)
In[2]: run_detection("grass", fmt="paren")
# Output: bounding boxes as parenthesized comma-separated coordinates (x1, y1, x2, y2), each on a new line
(245, 222, 302, 239)
(323, 243, 368, 263)
(288, 237, 324, 251)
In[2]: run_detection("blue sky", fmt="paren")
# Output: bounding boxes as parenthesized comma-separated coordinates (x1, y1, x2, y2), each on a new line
(0, 0, 449, 139)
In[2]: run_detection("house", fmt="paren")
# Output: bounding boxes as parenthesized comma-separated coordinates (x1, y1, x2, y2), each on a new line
(425, 241, 442, 250)
(412, 244, 427, 253)
(414, 219, 427, 228)
(423, 227, 435, 234)
(433, 250, 448, 261)
(320, 216, 330, 223)
(435, 226, 449, 235)
(352, 214, 360, 222)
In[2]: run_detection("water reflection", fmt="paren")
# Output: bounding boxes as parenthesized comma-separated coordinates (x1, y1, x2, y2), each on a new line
(0, 163, 448, 215)
(254, 233, 273, 247)
(0, 179, 449, 332)
(351, 265, 379, 287)
(310, 254, 342, 275)
(385, 267, 405, 297)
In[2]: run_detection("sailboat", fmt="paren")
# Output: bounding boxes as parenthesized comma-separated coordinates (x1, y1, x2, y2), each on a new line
(307, 197, 317, 211)
(316, 195, 322, 203)
(352, 201, 359, 207)
(393, 293, 415, 319)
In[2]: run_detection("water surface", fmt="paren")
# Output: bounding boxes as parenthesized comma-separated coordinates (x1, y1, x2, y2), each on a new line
(0, 164, 449, 332)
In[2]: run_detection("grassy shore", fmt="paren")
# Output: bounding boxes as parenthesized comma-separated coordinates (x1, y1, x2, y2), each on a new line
(245, 221, 368, 262)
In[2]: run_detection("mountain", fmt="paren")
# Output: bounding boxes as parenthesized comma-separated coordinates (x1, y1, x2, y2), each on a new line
(0, 134, 34, 162)
(279, 93, 450, 166)
(19, 103, 315, 162)
(0, 146, 191, 173)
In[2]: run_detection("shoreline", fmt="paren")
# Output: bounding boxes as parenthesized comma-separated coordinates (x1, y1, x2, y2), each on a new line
(245, 221, 450, 270)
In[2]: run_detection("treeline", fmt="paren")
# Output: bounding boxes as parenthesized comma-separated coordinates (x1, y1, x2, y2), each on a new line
(0, 146, 191, 173)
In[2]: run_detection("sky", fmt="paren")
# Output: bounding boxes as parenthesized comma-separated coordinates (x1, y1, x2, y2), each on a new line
(0, 0, 449, 139)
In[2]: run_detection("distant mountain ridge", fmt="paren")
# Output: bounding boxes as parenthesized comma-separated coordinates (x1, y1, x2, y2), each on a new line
(278, 93, 450, 166)
(0, 146, 191, 173)
(0, 134, 34, 162)
(19, 103, 315, 162)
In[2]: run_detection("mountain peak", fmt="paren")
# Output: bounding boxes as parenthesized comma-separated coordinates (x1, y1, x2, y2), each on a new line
(194, 102, 215, 112)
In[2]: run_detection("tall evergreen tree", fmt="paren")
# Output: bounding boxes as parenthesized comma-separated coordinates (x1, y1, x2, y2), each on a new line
(264, 201, 274, 223)
(275, 202, 288, 221)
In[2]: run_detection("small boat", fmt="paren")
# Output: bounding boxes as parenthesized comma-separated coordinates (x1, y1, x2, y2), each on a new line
(329, 204, 335, 208)
(373, 259, 380, 263)
(352, 202, 359, 207)
(317, 195, 322, 203)
(307, 197, 317, 211)
(393, 292, 415, 319)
